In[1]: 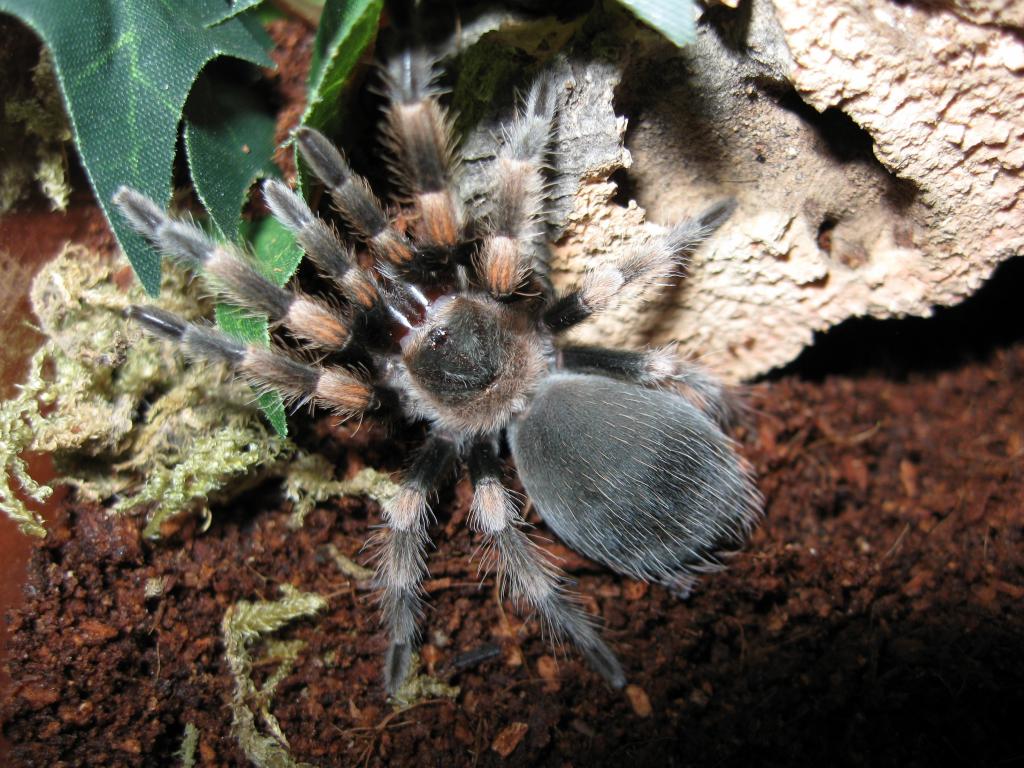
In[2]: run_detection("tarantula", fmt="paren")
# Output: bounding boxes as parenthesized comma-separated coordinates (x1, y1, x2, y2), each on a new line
(113, 47, 761, 694)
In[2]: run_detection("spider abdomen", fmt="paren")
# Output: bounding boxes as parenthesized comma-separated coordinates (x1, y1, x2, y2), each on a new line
(511, 373, 761, 593)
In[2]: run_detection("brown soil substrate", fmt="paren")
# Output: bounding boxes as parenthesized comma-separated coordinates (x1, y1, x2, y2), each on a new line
(3, 337, 1022, 767)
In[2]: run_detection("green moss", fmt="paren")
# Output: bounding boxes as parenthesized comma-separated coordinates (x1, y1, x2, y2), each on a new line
(450, 40, 528, 138)
(1, 45, 71, 212)
(0, 246, 172, 536)
(0, 246, 294, 539)
(325, 543, 375, 581)
(391, 652, 460, 709)
(34, 144, 70, 211)
(254, 638, 308, 747)
(284, 453, 400, 529)
(117, 376, 290, 539)
(176, 723, 199, 768)
(222, 584, 327, 768)
(0, 242, 415, 542)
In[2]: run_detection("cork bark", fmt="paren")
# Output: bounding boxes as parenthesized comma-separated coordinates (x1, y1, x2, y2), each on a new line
(540, 0, 1023, 379)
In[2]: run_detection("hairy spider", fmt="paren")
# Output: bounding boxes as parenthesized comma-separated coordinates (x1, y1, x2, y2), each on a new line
(113, 47, 761, 694)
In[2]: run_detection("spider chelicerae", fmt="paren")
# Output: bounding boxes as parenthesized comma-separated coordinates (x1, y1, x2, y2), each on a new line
(113, 46, 762, 694)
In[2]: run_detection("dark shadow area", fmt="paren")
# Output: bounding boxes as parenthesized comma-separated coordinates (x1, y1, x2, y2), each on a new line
(773, 90, 876, 164)
(575, 612, 1024, 768)
(755, 82, 920, 210)
(769, 255, 1024, 381)
(704, 0, 755, 55)
(613, 52, 731, 181)
(608, 166, 639, 208)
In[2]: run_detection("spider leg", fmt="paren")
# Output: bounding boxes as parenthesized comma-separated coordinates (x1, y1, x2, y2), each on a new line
(294, 127, 416, 268)
(261, 179, 396, 319)
(558, 344, 743, 430)
(558, 345, 670, 385)
(467, 441, 626, 689)
(477, 75, 559, 299)
(543, 199, 737, 333)
(115, 187, 352, 351)
(372, 433, 459, 695)
(381, 49, 465, 253)
(128, 305, 389, 421)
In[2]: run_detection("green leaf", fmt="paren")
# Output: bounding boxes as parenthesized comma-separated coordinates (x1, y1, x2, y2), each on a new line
(184, 73, 278, 242)
(617, 0, 697, 47)
(240, 216, 305, 287)
(214, 304, 288, 435)
(229, 9, 275, 54)
(0, 0, 272, 295)
(216, 216, 304, 437)
(210, 0, 266, 25)
(305, 0, 381, 125)
(184, 70, 297, 434)
(299, 0, 382, 190)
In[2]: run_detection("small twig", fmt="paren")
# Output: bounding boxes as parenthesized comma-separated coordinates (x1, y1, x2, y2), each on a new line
(812, 419, 882, 448)
(501, 676, 551, 693)
(879, 522, 911, 564)
(450, 643, 503, 672)
(345, 698, 454, 768)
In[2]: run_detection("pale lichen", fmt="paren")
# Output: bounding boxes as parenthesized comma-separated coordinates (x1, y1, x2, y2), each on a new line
(222, 584, 327, 768)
